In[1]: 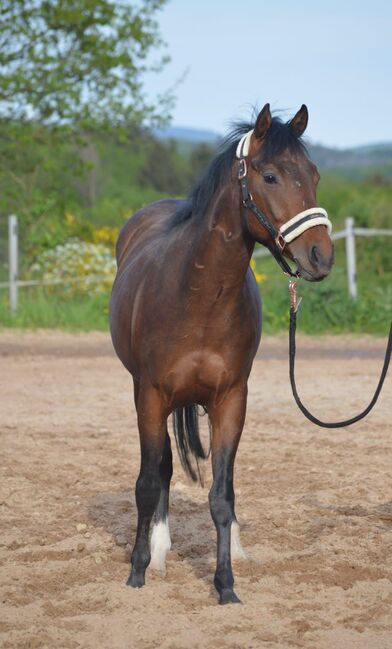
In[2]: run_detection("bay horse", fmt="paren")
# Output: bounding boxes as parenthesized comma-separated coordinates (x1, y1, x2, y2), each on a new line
(110, 104, 334, 604)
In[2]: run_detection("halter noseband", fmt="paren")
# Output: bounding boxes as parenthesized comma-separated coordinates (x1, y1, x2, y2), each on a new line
(236, 129, 332, 278)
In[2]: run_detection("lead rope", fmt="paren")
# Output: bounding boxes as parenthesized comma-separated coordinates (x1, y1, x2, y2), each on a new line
(288, 280, 392, 428)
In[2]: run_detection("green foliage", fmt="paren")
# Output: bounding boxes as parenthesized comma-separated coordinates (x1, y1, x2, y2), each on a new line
(0, 120, 81, 261)
(318, 172, 392, 229)
(0, 0, 172, 128)
(318, 173, 391, 279)
(0, 118, 391, 334)
(0, 0, 173, 249)
(188, 142, 215, 180)
(137, 136, 191, 194)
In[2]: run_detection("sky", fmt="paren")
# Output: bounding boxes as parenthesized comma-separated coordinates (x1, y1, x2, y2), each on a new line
(145, 0, 392, 149)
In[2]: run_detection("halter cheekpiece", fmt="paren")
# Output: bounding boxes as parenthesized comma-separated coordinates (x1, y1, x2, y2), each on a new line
(236, 129, 332, 277)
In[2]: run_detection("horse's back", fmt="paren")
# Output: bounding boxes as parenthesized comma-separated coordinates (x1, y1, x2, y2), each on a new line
(115, 198, 182, 268)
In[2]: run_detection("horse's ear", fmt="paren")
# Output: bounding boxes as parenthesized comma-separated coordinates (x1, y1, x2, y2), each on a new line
(289, 104, 308, 137)
(254, 103, 272, 140)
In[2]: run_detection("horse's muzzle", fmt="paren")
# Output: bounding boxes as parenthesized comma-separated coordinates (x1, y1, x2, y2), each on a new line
(294, 244, 334, 281)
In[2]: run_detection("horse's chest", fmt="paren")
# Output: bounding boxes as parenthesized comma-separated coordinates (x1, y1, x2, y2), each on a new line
(160, 349, 236, 399)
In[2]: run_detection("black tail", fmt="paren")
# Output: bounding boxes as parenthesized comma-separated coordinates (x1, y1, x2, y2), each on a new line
(172, 405, 209, 483)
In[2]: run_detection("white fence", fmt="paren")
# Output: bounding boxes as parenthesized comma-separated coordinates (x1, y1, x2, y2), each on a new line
(1, 215, 392, 314)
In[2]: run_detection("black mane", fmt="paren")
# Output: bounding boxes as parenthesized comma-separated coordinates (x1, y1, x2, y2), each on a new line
(171, 115, 308, 227)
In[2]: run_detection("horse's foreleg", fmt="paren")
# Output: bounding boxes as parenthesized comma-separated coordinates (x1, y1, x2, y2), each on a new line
(127, 386, 167, 588)
(150, 430, 173, 574)
(208, 387, 247, 605)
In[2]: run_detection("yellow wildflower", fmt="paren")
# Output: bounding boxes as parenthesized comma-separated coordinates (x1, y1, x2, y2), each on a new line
(92, 226, 119, 247)
(250, 258, 266, 284)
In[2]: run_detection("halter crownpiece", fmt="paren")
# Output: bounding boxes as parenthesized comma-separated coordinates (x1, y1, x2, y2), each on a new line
(236, 129, 332, 251)
(236, 129, 254, 158)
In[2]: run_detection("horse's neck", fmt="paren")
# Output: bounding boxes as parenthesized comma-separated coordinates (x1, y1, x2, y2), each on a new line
(186, 185, 254, 293)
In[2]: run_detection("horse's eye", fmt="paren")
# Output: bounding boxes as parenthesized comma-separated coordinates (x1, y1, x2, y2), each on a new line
(263, 173, 277, 184)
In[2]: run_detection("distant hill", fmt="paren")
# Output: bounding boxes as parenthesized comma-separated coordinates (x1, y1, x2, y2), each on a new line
(154, 125, 221, 144)
(308, 142, 392, 169)
(155, 126, 392, 170)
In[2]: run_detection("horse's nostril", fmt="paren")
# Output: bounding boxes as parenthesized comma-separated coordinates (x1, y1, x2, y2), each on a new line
(310, 245, 321, 266)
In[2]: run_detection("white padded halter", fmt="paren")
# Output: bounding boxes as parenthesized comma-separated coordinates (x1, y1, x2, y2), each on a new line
(279, 207, 332, 243)
(235, 129, 332, 244)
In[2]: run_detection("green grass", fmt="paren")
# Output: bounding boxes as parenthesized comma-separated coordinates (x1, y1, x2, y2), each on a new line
(0, 287, 110, 331)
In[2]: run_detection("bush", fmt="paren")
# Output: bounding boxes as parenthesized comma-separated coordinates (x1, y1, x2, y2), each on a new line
(30, 238, 116, 295)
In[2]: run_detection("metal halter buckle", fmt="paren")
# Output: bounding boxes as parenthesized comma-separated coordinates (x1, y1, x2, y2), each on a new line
(242, 190, 253, 207)
(238, 159, 247, 179)
(275, 232, 286, 252)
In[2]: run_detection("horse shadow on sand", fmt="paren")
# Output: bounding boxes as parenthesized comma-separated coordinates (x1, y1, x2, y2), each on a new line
(88, 484, 220, 590)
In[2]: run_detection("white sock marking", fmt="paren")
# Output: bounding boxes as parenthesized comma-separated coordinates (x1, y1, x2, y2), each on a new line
(231, 520, 246, 560)
(150, 518, 171, 574)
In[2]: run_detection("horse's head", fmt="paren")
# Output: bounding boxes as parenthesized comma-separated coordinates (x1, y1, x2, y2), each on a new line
(239, 104, 333, 281)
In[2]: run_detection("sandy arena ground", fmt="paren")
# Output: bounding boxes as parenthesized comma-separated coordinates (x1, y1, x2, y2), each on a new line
(1, 330, 391, 649)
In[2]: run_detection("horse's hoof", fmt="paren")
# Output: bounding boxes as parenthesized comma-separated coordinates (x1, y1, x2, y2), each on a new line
(126, 570, 145, 588)
(219, 588, 242, 605)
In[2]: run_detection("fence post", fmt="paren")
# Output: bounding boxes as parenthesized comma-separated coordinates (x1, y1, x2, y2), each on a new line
(345, 216, 357, 299)
(8, 215, 18, 314)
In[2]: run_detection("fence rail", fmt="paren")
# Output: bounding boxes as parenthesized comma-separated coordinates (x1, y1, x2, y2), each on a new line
(1, 215, 392, 313)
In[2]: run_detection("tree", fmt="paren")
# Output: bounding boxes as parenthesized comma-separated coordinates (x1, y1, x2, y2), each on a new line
(0, 0, 172, 129)
(189, 142, 215, 183)
(0, 0, 173, 252)
(138, 136, 192, 195)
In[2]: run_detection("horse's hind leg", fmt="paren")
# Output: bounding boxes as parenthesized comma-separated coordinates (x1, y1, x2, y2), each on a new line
(127, 386, 167, 588)
(208, 386, 247, 605)
(150, 430, 173, 574)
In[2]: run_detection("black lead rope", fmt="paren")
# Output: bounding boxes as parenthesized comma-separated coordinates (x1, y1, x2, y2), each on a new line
(288, 281, 392, 428)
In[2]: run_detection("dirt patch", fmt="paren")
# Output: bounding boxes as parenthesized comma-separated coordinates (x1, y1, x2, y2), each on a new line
(1, 331, 391, 648)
